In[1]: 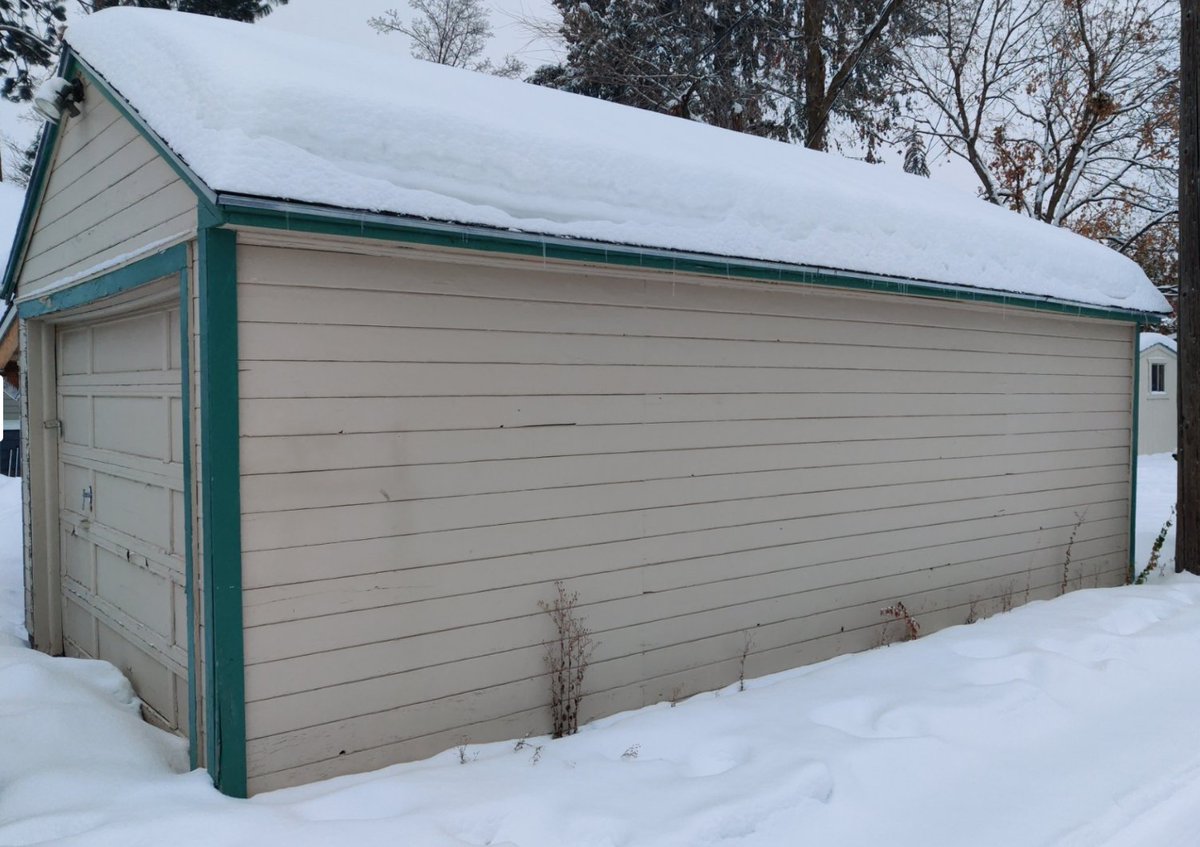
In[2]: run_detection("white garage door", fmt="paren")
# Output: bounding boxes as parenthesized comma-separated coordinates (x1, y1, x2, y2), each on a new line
(56, 304, 189, 734)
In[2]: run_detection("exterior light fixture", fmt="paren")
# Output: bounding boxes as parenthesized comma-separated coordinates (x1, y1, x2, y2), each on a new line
(32, 77, 85, 123)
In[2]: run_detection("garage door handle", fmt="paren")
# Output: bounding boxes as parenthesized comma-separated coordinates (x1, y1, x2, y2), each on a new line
(82, 486, 92, 512)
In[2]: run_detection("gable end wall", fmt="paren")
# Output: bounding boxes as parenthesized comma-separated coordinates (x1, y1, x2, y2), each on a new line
(14, 78, 196, 299)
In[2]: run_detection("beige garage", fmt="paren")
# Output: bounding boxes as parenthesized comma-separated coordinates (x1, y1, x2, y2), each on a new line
(2, 8, 1170, 798)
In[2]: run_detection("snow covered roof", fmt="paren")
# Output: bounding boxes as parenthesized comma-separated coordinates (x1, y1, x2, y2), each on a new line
(0, 182, 25, 277)
(64, 8, 1170, 316)
(1140, 333, 1178, 353)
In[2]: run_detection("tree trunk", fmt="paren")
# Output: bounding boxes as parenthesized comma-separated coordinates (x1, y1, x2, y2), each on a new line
(803, 0, 828, 150)
(1178, 0, 1199, 573)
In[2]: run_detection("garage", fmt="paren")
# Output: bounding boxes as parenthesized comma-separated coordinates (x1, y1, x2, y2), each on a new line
(1, 9, 1170, 796)
(54, 301, 188, 734)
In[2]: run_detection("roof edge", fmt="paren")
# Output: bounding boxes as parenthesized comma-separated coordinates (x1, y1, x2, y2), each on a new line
(216, 193, 1166, 325)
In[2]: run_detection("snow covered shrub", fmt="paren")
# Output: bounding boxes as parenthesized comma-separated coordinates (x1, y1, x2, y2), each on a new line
(540, 581, 594, 739)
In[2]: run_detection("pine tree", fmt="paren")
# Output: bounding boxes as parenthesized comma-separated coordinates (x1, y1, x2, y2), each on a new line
(903, 130, 929, 177)
(532, 0, 789, 139)
(532, 0, 924, 149)
(0, 0, 66, 102)
(82, 0, 286, 23)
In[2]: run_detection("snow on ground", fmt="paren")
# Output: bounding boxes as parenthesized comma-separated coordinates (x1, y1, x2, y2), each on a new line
(64, 9, 1168, 315)
(0, 475, 26, 646)
(1135, 453, 1177, 579)
(0, 458, 1197, 845)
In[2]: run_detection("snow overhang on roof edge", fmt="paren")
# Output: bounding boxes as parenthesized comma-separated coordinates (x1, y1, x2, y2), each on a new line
(1, 41, 1169, 326)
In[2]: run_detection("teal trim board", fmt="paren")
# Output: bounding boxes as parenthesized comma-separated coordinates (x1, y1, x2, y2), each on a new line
(216, 195, 1166, 327)
(197, 227, 246, 798)
(17, 244, 189, 318)
(1129, 328, 1142, 582)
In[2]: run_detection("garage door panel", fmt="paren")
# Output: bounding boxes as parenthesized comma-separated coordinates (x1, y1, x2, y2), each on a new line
(62, 529, 96, 592)
(171, 489, 186, 556)
(92, 311, 168, 373)
(95, 546, 173, 638)
(94, 395, 167, 458)
(59, 461, 91, 518)
(97, 620, 175, 725)
(168, 308, 181, 370)
(58, 326, 90, 375)
(59, 395, 91, 446)
(169, 397, 184, 464)
(93, 471, 171, 549)
(57, 303, 189, 738)
(62, 594, 98, 656)
(173, 584, 187, 649)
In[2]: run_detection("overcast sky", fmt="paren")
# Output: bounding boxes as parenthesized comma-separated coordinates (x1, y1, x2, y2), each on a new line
(261, 0, 563, 68)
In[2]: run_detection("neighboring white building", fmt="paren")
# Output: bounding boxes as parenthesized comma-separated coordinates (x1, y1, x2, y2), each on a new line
(1139, 333, 1178, 455)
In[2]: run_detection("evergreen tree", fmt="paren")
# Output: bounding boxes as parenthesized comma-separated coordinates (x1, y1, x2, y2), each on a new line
(0, 0, 66, 102)
(532, 1, 788, 139)
(532, 0, 925, 150)
(82, 0, 286, 23)
(902, 130, 928, 177)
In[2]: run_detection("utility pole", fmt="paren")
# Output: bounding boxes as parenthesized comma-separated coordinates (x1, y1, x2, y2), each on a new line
(1179, 0, 1199, 573)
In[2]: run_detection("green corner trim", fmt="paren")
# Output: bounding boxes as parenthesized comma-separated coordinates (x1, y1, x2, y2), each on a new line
(1130, 329, 1142, 581)
(217, 195, 1165, 326)
(16, 243, 189, 318)
(197, 227, 246, 798)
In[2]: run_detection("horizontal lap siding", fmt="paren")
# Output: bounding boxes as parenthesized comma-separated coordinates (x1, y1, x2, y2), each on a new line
(15, 81, 196, 297)
(236, 242, 1134, 792)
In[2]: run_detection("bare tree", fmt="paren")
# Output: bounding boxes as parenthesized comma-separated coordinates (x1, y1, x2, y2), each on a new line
(897, 0, 1178, 291)
(370, 0, 524, 78)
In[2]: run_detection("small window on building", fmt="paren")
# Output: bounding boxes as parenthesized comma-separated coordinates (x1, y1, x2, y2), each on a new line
(1150, 362, 1166, 395)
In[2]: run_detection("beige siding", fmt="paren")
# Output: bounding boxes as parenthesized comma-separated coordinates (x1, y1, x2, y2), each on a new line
(14, 79, 196, 298)
(1138, 346, 1177, 455)
(236, 240, 1135, 793)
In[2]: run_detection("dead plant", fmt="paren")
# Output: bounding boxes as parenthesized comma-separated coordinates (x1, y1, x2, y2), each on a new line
(1135, 506, 1176, 585)
(880, 601, 921, 643)
(738, 631, 754, 692)
(1061, 510, 1087, 596)
(540, 580, 595, 739)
